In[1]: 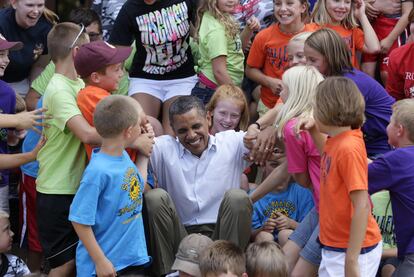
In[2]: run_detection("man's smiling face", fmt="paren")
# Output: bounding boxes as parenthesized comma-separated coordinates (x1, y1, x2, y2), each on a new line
(171, 108, 210, 157)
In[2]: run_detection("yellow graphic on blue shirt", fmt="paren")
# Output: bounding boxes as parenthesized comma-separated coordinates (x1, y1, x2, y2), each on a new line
(118, 167, 143, 224)
(263, 200, 296, 219)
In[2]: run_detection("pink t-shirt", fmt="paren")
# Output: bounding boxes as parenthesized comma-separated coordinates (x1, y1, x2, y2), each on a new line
(283, 119, 321, 211)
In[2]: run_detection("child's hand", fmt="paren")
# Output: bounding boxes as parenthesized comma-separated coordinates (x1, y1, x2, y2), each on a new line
(345, 255, 360, 277)
(275, 212, 291, 231)
(30, 136, 47, 159)
(263, 217, 277, 233)
(246, 16, 260, 32)
(380, 37, 393, 54)
(142, 122, 155, 139)
(16, 108, 51, 133)
(267, 77, 284, 95)
(365, 2, 380, 20)
(294, 116, 316, 137)
(135, 133, 155, 157)
(353, 0, 366, 20)
(95, 257, 117, 277)
(243, 124, 260, 150)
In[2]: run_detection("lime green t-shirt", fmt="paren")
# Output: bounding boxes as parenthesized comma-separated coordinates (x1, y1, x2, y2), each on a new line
(371, 190, 396, 250)
(31, 61, 55, 96)
(198, 12, 244, 86)
(36, 73, 87, 195)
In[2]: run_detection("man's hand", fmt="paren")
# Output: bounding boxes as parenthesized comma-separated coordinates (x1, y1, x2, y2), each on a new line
(95, 257, 117, 277)
(247, 125, 277, 166)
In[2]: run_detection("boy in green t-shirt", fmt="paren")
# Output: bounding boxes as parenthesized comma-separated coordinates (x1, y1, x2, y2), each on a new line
(35, 23, 103, 276)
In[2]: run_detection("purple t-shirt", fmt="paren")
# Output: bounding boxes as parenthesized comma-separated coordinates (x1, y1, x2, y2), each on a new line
(368, 146, 414, 257)
(0, 80, 16, 187)
(343, 70, 394, 156)
(283, 119, 321, 212)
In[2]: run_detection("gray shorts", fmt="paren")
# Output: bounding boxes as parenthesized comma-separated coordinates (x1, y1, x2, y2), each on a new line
(393, 254, 414, 277)
(289, 207, 322, 266)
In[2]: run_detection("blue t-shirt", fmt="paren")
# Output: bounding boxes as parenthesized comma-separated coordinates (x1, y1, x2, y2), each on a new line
(252, 183, 314, 238)
(0, 8, 52, 83)
(20, 98, 43, 178)
(343, 70, 394, 156)
(368, 146, 414, 258)
(0, 80, 16, 187)
(69, 149, 150, 276)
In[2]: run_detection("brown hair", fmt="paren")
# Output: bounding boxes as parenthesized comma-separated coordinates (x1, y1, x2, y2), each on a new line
(246, 241, 288, 277)
(313, 76, 365, 129)
(391, 99, 414, 143)
(305, 28, 353, 76)
(93, 95, 139, 138)
(47, 22, 89, 63)
(199, 240, 246, 277)
(206, 85, 249, 131)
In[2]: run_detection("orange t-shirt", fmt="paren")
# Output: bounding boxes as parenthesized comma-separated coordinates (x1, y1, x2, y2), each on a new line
(76, 85, 137, 161)
(247, 23, 319, 109)
(309, 23, 364, 68)
(319, 129, 381, 248)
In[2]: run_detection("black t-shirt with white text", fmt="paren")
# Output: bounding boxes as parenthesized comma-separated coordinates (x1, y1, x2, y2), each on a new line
(109, 0, 196, 80)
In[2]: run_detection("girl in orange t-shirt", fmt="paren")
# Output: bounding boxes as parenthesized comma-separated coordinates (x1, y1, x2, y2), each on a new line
(310, 0, 380, 68)
(246, 0, 318, 114)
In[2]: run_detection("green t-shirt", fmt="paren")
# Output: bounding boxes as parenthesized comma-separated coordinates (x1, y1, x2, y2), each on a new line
(198, 12, 244, 86)
(31, 61, 55, 96)
(371, 190, 396, 250)
(36, 73, 87, 195)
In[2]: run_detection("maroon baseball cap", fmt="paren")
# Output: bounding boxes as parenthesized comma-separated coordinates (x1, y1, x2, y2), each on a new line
(0, 33, 23, 51)
(74, 41, 132, 78)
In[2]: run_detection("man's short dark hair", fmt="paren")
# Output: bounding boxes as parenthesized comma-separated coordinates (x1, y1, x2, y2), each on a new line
(169, 96, 207, 126)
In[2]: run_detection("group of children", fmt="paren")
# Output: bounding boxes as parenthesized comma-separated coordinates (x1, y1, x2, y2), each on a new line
(0, 0, 414, 276)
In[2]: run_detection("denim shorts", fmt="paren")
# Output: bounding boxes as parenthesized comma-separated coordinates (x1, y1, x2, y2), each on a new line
(191, 82, 215, 105)
(289, 207, 322, 265)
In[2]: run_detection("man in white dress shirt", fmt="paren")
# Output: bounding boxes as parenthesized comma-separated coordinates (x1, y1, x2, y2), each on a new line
(144, 96, 252, 276)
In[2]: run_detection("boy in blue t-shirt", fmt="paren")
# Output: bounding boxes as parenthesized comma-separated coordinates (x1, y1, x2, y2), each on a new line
(69, 95, 151, 276)
(251, 168, 314, 247)
(368, 99, 414, 276)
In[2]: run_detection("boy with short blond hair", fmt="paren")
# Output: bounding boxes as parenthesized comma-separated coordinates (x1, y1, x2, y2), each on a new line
(199, 240, 247, 277)
(301, 77, 382, 276)
(368, 98, 414, 276)
(246, 241, 288, 277)
(35, 22, 102, 275)
(69, 95, 151, 276)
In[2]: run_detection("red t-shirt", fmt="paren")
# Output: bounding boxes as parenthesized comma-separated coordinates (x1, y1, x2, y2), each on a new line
(247, 23, 319, 108)
(319, 129, 381, 248)
(386, 42, 414, 100)
(76, 85, 137, 161)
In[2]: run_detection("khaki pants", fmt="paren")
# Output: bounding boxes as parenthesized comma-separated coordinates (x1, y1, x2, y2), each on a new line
(143, 188, 252, 276)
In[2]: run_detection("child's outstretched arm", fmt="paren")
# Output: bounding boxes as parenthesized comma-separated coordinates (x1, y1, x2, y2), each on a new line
(295, 117, 327, 155)
(379, 1, 413, 54)
(72, 222, 117, 277)
(354, 0, 380, 54)
(67, 115, 102, 145)
(346, 190, 370, 277)
(240, 16, 260, 51)
(0, 136, 46, 169)
(0, 108, 50, 132)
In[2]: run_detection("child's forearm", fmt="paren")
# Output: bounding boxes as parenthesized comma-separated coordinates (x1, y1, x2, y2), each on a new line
(72, 222, 107, 265)
(245, 66, 275, 89)
(384, 2, 413, 44)
(240, 28, 254, 51)
(256, 104, 283, 128)
(211, 56, 233, 85)
(0, 152, 36, 169)
(360, 14, 380, 53)
(308, 127, 327, 155)
(382, 248, 398, 259)
(347, 190, 370, 261)
(135, 156, 148, 183)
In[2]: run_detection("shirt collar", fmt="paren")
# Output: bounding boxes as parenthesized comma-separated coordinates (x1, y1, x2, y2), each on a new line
(178, 135, 218, 158)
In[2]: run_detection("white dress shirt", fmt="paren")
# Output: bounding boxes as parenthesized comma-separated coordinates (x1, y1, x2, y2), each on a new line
(150, 130, 250, 226)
